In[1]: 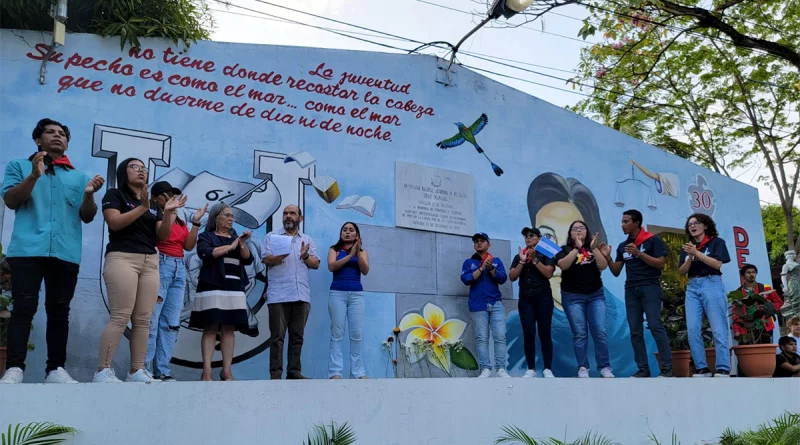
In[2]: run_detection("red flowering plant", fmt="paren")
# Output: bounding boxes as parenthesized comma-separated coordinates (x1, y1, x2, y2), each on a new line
(728, 288, 783, 345)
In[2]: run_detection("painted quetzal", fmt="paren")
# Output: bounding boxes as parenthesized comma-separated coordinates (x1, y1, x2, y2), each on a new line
(435, 113, 503, 176)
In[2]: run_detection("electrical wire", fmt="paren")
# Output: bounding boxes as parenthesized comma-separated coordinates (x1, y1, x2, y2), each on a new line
(214, 0, 797, 135)
(415, 0, 597, 44)
(213, 5, 578, 74)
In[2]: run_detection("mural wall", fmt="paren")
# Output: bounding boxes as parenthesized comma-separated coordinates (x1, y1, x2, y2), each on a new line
(0, 30, 770, 381)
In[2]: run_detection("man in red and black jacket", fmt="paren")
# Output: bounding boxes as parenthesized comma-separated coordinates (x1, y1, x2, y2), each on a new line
(736, 264, 782, 344)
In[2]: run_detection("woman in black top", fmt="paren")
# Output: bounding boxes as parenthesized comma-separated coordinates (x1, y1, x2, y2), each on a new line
(190, 203, 253, 381)
(94, 158, 186, 383)
(510, 227, 556, 378)
(555, 220, 614, 378)
(679, 213, 731, 377)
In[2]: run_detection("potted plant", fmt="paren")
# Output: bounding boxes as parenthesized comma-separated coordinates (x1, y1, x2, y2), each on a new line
(728, 288, 782, 377)
(653, 272, 691, 376)
(654, 303, 692, 377)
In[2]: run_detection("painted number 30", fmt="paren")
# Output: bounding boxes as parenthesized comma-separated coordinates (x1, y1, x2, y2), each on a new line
(691, 191, 712, 209)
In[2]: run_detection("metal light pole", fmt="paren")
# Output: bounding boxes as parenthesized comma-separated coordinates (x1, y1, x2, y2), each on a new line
(39, 0, 68, 85)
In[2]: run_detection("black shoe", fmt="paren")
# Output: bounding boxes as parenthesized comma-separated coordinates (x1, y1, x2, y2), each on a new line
(270, 374, 282, 380)
(714, 369, 730, 378)
(658, 368, 674, 378)
(692, 367, 712, 377)
(158, 375, 176, 382)
(631, 369, 651, 378)
(286, 373, 310, 380)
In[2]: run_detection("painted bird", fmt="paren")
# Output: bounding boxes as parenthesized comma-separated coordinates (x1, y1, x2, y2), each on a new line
(436, 113, 503, 176)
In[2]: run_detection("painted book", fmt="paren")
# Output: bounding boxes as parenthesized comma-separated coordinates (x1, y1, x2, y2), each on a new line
(283, 150, 316, 168)
(311, 175, 340, 204)
(336, 195, 376, 217)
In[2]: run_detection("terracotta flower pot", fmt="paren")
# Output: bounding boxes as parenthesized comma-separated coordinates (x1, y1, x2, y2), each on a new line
(732, 344, 778, 377)
(655, 350, 691, 377)
(0, 346, 6, 374)
(705, 347, 716, 375)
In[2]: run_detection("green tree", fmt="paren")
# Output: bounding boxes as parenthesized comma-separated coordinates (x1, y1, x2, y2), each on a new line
(562, 0, 799, 253)
(763, 204, 800, 269)
(0, 0, 213, 49)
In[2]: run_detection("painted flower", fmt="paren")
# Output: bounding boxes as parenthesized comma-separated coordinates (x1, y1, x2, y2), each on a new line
(399, 303, 466, 371)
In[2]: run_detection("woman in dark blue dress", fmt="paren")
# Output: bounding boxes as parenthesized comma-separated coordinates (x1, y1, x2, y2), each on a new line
(190, 203, 253, 381)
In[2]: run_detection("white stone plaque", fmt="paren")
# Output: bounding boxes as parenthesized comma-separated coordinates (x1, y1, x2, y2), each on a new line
(395, 161, 475, 236)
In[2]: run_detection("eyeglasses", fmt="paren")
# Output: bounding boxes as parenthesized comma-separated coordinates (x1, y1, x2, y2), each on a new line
(129, 164, 149, 174)
(687, 222, 702, 227)
(570, 226, 587, 232)
(221, 213, 235, 219)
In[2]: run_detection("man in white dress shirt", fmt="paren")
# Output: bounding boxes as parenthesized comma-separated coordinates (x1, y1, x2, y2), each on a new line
(262, 205, 320, 379)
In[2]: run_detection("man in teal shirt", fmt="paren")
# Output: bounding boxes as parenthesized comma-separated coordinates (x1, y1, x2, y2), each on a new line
(0, 118, 104, 384)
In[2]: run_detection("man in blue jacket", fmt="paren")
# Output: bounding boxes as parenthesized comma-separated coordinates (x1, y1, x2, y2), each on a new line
(461, 232, 509, 378)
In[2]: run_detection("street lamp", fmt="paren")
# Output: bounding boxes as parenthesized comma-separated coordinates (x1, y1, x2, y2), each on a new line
(39, 0, 68, 84)
(448, 0, 535, 67)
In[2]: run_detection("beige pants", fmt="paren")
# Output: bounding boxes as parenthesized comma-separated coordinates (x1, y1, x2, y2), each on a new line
(99, 252, 160, 370)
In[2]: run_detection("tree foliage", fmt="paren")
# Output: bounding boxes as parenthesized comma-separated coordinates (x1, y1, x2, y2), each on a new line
(565, 0, 799, 251)
(0, 0, 213, 49)
(763, 204, 800, 268)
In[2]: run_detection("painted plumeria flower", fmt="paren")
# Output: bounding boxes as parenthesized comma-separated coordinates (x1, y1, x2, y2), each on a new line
(398, 303, 466, 371)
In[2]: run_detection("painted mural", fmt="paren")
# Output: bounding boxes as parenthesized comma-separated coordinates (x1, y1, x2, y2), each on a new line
(0, 30, 771, 382)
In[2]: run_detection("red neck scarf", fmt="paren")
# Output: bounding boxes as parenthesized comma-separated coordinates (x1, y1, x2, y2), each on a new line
(695, 235, 714, 250)
(632, 229, 654, 247)
(44, 154, 75, 175)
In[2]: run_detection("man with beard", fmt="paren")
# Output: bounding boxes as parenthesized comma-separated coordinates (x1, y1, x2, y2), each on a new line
(261, 205, 320, 379)
(1, 118, 104, 384)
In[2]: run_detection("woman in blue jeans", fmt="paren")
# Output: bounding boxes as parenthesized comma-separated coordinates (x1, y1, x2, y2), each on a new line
(327, 222, 370, 379)
(145, 181, 207, 381)
(555, 220, 614, 378)
(679, 213, 731, 377)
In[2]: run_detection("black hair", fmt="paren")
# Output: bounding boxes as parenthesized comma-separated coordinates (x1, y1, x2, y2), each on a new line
(623, 209, 643, 228)
(739, 263, 758, 276)
(685, 213, 719, 238)
(331, 222, 361, 251)
(565, 220, 593, 250)
(779, 336, 797, 348)
(115, 158, 145, 202)
(527, 173, 607, 246)
(32, 118, 70, 142)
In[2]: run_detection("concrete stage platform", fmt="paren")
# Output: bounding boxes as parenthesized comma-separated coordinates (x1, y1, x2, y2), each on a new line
(1, 378, 798, 445)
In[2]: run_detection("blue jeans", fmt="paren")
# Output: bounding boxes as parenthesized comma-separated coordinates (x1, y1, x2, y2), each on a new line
(686, 275, 730, 372)
(146, 254, 186, 377)
(470, 301, 507, 370)
(625, 284, 672, 370)
(328, 290, 365, 378)
(562, 289, 610, 370)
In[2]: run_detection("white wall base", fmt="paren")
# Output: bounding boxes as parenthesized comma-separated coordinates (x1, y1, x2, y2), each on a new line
(2, 378, 799, 444)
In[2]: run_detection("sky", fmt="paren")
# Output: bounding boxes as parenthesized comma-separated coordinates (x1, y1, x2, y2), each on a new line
(208, 0, 786, 206)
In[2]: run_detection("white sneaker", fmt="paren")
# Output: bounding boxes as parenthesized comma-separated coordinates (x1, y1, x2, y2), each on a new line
(45, 367, 78, 384)
(93, 368, 122, 383)
(600, 367, 615, 378)
(126, 369, 160, 383)
(578, 367, 590, 378)
(495, 368, 511, 378)
(543, 369, 555, 378)
(0, 367, 24, 384)
(478, 369, 492, 378)
(522, 369, 537, 378)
